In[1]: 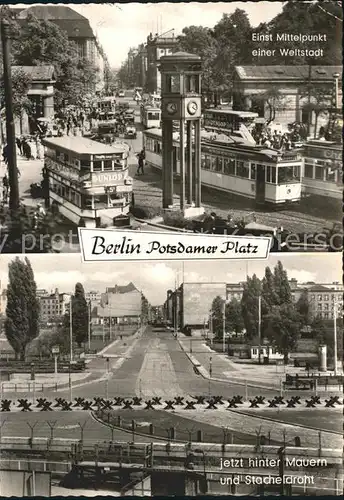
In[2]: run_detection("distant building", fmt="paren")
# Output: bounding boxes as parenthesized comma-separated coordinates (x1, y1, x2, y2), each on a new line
(85, 290, 101, 303)
(13, 5, 107, 92)
(92, 282, 143, 325)
(145, 32, 178, 93)
(291, 280, 343, 320)
(39, 288, 71, 322)
(233, 65, 342, 132)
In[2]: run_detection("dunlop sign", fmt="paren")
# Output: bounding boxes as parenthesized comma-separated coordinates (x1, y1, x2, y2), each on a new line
(92, 172, 123, 186)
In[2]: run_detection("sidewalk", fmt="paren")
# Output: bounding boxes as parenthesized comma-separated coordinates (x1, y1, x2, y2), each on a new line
(1, 328, 144, 394)
(178, 336, 342, 391)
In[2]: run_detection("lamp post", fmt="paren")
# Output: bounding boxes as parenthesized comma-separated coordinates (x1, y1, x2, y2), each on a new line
(333, 72, 340, 109)
(222, 300, 226, 353)
(88, 300, 91, 351)
(333, 305, 338, 376)
(0, 18, 20, 210)
(69, 296, 73, 363)
(258, 295, 262, 365)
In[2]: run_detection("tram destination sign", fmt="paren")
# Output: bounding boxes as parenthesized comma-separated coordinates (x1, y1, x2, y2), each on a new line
(203, 111, 237, 131)
(304, 145, 342, 161)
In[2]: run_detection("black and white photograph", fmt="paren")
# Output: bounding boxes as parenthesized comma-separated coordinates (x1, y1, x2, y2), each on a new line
(0, 253, 342, 496)
(0, 1, 342, 253)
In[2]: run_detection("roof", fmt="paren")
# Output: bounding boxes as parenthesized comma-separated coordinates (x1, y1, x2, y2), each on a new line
(12, 65, 55, 82)
(160, 51, 201, 62)
(204, 109, 258, 118)
(17, 6, 87, 21)
(235, 65, 342, 81)
(16, 6, 95, 39)
(106, 283, 139, 294)
(307, 285, 340, 292)
(42, 136, 128, 155)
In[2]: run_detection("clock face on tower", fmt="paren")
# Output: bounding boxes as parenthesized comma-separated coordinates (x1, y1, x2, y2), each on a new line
(187, 101, 198, 115)
(166, 102, 178, 115)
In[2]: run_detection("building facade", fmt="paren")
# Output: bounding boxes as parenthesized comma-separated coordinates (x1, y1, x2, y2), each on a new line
(39, 288, 71, 322)
(233, 65, 342, 133)
(145, 33, 178, 93)
(14, 5, 107, 92)
(92, 283, 143, 324)
(291, 281, 343, 320)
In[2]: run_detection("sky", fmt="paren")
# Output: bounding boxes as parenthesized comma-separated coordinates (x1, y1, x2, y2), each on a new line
(0, 254, 341, 306)
(12, 2, 285, 67)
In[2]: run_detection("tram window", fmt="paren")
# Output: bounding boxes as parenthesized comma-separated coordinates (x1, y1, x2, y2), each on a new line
(315, 166, 324, 180)
(271, 168, 276, 183)
(65, 186, 70, 199)
(250, 163, 256, 180)
(176, 148, 180, 162)
(236, 160, 249, 178)
(304, 162, 314, 178)
(278, 166, 298, 183)
(223, 158, 235, 175)
(293, 166, 300, 180)
(93, 161, 102, 172)
(214, 157, 222, 172)
(80, 159, 90, 168)
(325, 168, 336, 182)
(203, 155, 211, 170)
(201, 153, 207, 169)
(148, 112, 160, 120)
(266, 166, 271, 183)
(103, 160, 112, 171)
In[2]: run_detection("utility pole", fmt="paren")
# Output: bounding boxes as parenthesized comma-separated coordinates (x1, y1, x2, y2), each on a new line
(333, 306, 338, 375)
(222, 300, 226, 353)
(1, 18, 20, 210)
(69, 296, 73, 363)
(258, 295, 262, 365)
(88, 300, 91, 351)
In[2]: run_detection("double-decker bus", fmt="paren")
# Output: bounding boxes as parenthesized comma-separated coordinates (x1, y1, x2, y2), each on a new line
(140, 104, 161, 129)
(42, 136, 132, 228)
(97, 96, 116, 114)
(203, 109, 259, 144)
(143, 128, 302, 205)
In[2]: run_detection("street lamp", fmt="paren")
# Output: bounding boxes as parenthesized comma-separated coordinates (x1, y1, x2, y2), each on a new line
(69, 296, 73, 363)
(258, 295, 262, 365)
(222, 299, 226, 353)
(88, 300, 91, 351)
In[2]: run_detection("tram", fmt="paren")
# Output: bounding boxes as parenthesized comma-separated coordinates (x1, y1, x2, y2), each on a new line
(97, 96, 116, 113)
(301, 140, 342, 201)
(140, 105, 161, 129)
(143, 128, 303, 205)
(42, 136, 132, 228)
(203, 109, 258, 144)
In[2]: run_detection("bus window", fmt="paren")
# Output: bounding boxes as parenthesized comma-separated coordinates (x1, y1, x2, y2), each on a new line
(103, 160, 112, 171)
(148, 112, 160, 121)
(93, 161, 102, 172)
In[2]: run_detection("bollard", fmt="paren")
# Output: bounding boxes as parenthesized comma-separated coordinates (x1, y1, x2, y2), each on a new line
(149, 423, 154, 436)
(117, 416, 122, 427)
(196, 430, 203, 442)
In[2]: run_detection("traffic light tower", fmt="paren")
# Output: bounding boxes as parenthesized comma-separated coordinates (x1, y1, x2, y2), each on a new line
(159, 52, 204, 216)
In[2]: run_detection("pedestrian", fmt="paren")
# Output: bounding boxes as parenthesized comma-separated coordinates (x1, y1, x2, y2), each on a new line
(136, 149, 145, 175)
(22, 139, 32, 160)
(2, 174, 9, 203)
(16, 136, 23, 156)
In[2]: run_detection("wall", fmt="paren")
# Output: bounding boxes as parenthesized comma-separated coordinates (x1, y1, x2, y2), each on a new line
(182, 283, 226, 327)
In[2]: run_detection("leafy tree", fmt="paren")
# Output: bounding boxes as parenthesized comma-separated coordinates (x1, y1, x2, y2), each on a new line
(250, 89, 289, 125)
(141, 294, 149, 324)
(72, 283, 88, 347)
(272, 261, 292, 305)
(264, 303, 301, 363)
(241, 274, 261, 340)
(211, 295, 225, 338)
(5, 257, 40, 360)
(225, 298, 244, 336)
(296, 290, 311, 326)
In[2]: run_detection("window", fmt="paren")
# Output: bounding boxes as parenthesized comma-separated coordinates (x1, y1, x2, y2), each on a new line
(250, 163, 256, 180)
(324, 312, 329, 319)
(278, 166, 300, 183)
(304, 162, 314, 178)
(103, 160, 112, 171)
(331, 294, 335, 300)
(318, 295, 322, 301)
(93, 161, 102, 172)
(184, 74, 199, 93)
(318, 303, 322, 310)
(203, 155, 211, 170)
(167, 74, 180, 93)
(236, 160, 249, 178)
(311, 294, 315, 300)
(148, 112, 160, 121)
(223, 157, 235, 175)
(252, 348, 258, 355)
(315, 166, 324, 180)
(214, 156, 223, 172)
(201, 153, 207, 170)
(266, 166, 276, 183)
(324, 295, 329, 301)
(325, 166, 336, 182)
(324, 303, 329, 310)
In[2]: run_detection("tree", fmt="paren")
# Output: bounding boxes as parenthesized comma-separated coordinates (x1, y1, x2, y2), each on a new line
(241, 274, 261, 340)
(211, 295, 225, 339)
(251, 89, 289, 125)
(296, 290, 311, 326)
(225, 298, 244, 336)
(5, 257, 40, 360)
(264, 303, 301, 363)
(272, 261, 292, 305)
(72, 283, 88, 347)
